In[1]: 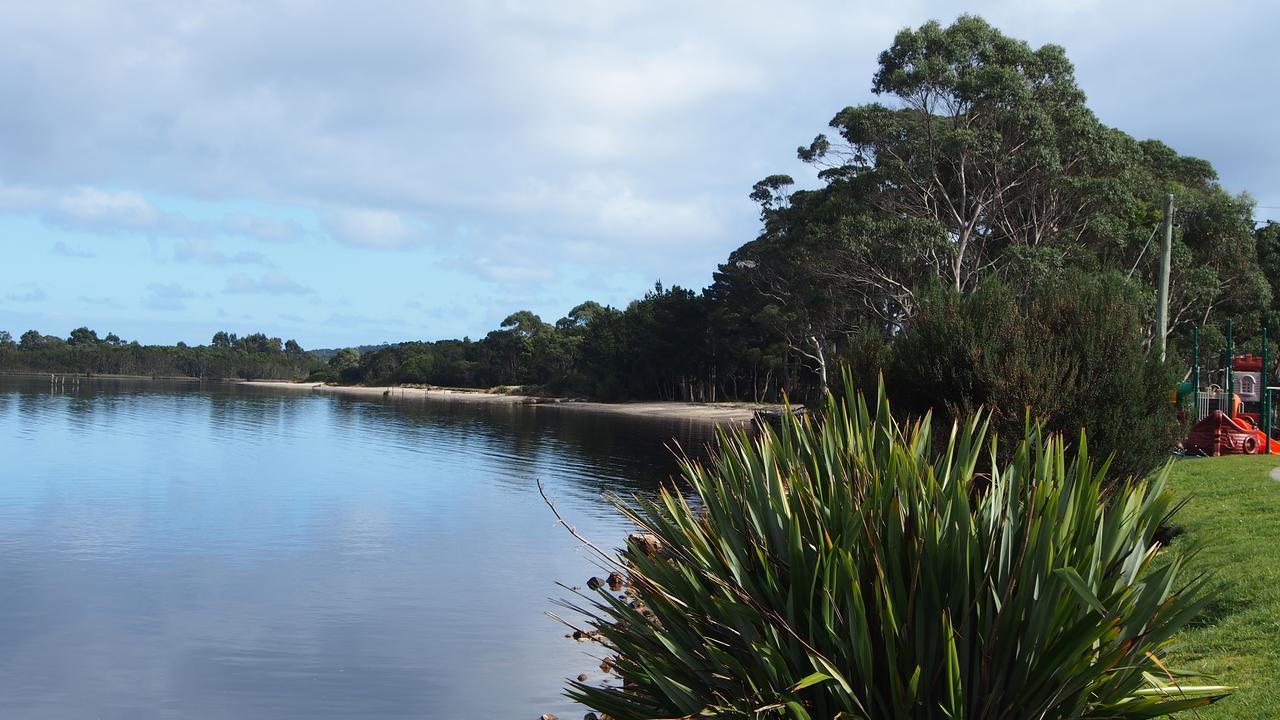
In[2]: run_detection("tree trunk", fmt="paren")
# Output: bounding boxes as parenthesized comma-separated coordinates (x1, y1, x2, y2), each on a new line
(810, 335, 829, 397)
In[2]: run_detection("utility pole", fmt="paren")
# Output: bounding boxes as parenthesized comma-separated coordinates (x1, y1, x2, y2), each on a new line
(1156, 193, 1174, 361)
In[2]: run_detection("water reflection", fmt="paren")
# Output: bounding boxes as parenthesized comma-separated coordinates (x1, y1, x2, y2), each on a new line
(0, 377, 714, 719)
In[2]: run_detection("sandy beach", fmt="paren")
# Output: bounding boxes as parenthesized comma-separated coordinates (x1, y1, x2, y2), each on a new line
(243, 380, 775, 425)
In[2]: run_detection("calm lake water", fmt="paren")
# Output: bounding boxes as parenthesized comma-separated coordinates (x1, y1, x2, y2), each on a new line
(0, 377, 719, 719)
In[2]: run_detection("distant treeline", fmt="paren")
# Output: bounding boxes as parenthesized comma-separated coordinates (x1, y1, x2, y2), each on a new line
(0, 328, 318, 380)
(307, 344, 393, 363)
(317, 286, 789, 402)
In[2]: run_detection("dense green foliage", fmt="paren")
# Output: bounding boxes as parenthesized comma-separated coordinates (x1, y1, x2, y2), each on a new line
(887, 271, 1183, 481)
(565, 378, 1229, 718)
(323, 289, 726, 401)
(1164, 456, 1280, 720)
(0, 328, 317, 380)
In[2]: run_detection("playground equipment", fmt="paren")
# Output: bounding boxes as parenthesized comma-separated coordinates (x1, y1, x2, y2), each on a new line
(1181, 321, 1280, 455)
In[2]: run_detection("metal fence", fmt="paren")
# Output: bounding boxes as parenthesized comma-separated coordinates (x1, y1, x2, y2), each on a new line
(1195, 386, 1229, 422)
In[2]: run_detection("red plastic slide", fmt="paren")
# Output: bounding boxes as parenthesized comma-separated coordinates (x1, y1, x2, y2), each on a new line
(1183, 410, 1280, 455)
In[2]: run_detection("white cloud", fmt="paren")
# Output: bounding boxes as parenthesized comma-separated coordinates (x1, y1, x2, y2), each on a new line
(6, 288, 47, 302)
(223, 213, 302, 243)
(0, 181, 42, 210)
(595, 186, 721, 240)
(541, 44, 760, 119)
(174, 239, 270, 266)
(468, 256, 555, 285)
(52, 241, 95, 258)
(224, 272, 313, 295)
(322, 208, 426, 250)
(322, 312, 407, 328)
(78, 294, 122, 309)
(142, 283, 194, 311)
(52, 187, 160, 231)
(0, 2, 820, 275)
(499, 173, 722, 246)
(2, 3, 1274, 229)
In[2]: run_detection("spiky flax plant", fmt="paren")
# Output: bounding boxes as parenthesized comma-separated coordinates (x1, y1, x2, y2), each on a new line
(560, 375, 1230, 719)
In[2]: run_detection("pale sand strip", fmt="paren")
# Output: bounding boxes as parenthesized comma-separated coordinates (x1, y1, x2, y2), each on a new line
(242, 381, 774, 425)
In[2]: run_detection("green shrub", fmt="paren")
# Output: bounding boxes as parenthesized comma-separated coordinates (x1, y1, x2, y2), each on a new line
(564, 376, 1229, 719)
(888, 271, 1182, 483)
(306, 367, 339, 383)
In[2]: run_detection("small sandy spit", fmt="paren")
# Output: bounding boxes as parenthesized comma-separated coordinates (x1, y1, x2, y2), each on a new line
(243, 381, 774, 425)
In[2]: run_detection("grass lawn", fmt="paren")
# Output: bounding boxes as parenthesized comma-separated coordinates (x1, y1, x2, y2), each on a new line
(1164, 455, 1280, 719)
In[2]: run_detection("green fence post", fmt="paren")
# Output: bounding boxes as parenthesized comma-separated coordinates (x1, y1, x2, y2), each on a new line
(1227, 320, 1234, 417)
(1193, 326, 1200, 416)
(1265, 326, 1272, 450)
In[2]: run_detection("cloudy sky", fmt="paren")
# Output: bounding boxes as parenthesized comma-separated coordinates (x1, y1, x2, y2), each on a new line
(1, 0, 1276, 348)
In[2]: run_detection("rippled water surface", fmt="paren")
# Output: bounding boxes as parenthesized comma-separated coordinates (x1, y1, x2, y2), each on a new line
(0, 377, 719, 719)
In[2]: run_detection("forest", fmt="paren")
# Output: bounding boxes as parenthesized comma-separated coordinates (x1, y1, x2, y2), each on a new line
(0, 328, 317, 381)
(4, 17, 1275, 476)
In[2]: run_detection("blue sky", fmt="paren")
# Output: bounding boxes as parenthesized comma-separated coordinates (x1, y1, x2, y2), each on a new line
(2, 0, 1278, 349)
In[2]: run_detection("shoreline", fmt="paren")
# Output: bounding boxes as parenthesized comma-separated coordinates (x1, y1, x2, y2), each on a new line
(0, 370, 219, 382)
(2, 371, 780, 425)
(243, 380, 775, 425)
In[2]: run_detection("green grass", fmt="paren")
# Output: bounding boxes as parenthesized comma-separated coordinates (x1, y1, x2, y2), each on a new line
(1165, 455, 1280, 718)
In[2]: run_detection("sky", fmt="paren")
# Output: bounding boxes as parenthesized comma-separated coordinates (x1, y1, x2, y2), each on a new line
(1, 0, 1277, 349)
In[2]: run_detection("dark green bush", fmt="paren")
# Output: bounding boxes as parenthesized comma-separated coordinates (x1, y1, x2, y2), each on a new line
(305, 368, 339, 383)
(888, 271, 1182, 482)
